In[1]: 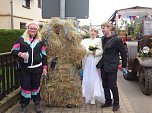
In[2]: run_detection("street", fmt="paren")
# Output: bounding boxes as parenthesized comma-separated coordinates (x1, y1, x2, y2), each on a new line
(5, 71, 152, 113)
(118, 71, 152, 113)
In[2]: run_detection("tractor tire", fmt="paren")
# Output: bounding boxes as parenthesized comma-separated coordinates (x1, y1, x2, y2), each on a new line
(123, 44, 131, 80)
(123, 43, 137, 81)
(139, 68, 152, 95)
(123, 70, 137, 81)
(123, 42, 137, 81)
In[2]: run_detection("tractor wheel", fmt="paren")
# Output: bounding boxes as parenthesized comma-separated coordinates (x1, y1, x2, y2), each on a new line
(123, 70, 137, 81)
(139, 68, 152, 95)
(123, 44, 137, 81)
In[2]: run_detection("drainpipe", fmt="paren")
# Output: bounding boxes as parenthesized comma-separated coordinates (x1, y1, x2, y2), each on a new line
(10, 0, 14, 29)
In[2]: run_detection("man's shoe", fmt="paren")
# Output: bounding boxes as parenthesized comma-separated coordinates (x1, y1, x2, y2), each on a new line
(35, 104, 42, 113)
(113, 104, 120, 111)
(101, 103, 112, 108)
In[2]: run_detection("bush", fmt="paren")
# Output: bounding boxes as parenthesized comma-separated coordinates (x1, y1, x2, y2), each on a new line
(0, 29, 25, 53)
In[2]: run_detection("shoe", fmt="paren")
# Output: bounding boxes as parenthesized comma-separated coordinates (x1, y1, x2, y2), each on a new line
(35, 104, 42, 113)
(101, 103, 112, 108)
(20, 104, 27, 113)
(90, 99, 95, 105)
(66, 104, 75, 108)
(46, 103, 51, 107)
(20, 107, 26, 113)
(113, 104, 120, 111)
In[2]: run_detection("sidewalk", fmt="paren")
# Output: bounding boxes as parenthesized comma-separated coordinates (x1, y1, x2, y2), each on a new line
(5, 83, 136, 113)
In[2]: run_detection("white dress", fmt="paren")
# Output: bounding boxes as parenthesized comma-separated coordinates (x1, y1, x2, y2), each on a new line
(81, 38, 105, 103)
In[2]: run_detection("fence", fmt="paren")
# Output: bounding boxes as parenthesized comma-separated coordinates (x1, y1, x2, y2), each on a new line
(0, 52, 20, 101)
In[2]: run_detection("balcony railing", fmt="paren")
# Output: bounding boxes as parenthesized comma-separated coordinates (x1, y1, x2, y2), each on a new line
(0, 52, 20, 101)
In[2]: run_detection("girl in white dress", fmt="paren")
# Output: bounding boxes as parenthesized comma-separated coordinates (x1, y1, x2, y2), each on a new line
(81, 27, 105, 104)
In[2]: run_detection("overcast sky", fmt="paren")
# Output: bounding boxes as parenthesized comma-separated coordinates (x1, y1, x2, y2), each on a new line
(79, 0, 152, 25)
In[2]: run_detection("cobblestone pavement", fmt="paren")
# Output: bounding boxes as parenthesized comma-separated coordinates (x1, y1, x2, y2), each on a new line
(5, 83, 136, 113)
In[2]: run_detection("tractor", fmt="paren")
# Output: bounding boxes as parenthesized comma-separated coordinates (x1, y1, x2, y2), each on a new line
(123, 35, 152, 95)
(116, 19, 152, 95)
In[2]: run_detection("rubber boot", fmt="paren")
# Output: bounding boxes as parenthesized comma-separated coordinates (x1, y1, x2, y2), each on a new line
(34, 102, 42, 113)
(20, 104, 27, 113)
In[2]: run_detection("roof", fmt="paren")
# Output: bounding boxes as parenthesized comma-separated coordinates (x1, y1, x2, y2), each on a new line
(108, 6, 152, 22)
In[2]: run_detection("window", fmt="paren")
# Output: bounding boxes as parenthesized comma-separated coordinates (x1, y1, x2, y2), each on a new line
(20, 22, 26, 29)
(38, 0, 41, 8)
(143, 20, 152, 35)
(22, 0, 30, 9)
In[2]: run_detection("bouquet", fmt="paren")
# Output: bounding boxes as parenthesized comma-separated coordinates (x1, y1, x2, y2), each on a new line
(89, 44, 99, 51)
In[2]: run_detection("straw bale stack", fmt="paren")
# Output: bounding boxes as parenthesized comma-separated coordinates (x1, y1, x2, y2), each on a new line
(40, 18, 86, 107)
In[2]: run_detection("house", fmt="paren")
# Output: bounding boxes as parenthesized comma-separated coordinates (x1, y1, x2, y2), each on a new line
(0, 0, 45, 29)
(108, 6, 152, 36)
(109, 6, 152, 27)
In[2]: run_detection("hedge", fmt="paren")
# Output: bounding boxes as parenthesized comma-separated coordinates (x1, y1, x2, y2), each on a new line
(0, 29, 25, 53)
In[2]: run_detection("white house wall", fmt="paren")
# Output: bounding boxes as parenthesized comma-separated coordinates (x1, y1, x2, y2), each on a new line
(0, 0, 45, 29)
(0, 0, 10, 29)
(0, 0, 10, 14)
(0, 16, 11, 29)
(13, 0, 42, 20)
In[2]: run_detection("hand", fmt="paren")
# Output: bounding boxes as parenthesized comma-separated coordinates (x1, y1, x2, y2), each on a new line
(122, 68, 127, 75)
(118, 64, 122, 71)
(93, 50, 96, 55)
(18, 52, 28, 59)
(41, 69, 48, 80)
(119, 67, 123, 71)
(42, 69, 47, 75)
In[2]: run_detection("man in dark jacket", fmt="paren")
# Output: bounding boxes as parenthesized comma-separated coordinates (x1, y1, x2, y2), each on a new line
(96, 22, 127, 111)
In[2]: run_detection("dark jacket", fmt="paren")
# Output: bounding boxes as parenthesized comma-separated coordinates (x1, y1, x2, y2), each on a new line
(96, 32, 127, 72)
(11, 36, 47, 69)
